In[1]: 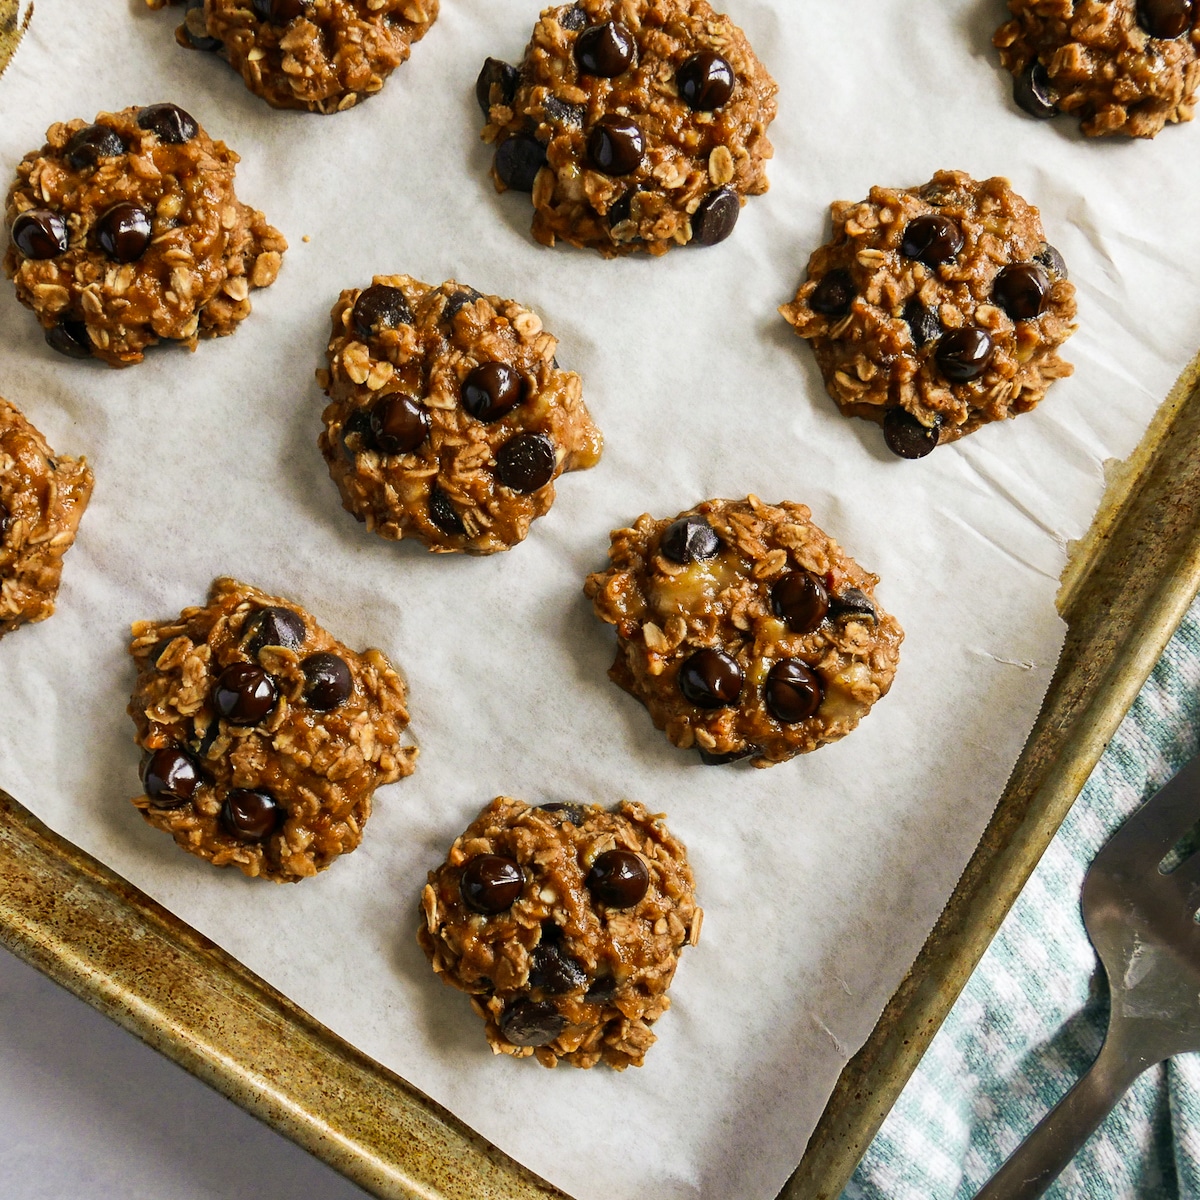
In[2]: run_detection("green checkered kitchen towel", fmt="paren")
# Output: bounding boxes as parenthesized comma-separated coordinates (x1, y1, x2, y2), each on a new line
(844, 594, 1200, 1200)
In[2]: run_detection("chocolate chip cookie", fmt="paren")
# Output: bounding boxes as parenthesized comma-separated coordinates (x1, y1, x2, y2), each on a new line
(478, 0, 777, 256)
(995, 0, 1200, 137)
(128, 577, 416, 882)
(780, 171, 1077, 458)
(419, 795, 700, 1069)
(584, 497, 903, 766)
(318, 275, 603, 554)
(0, 397, 93, 638)
(4, 104, 286, 367)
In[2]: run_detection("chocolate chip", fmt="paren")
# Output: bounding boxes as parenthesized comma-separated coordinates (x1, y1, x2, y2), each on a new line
(607, 189, 638, 230)
(993, 262, 1049, 322)
(764, 660, 823, 723)
(698, 746, 757, 765)
(352, 285, 413, 339)
(1013, 60, 1058, 119)
(586, 115, 645, 175)
(140, 747, 202, 807)
(883, 408, 940, 459)
(918, 181, 958, 206)
(252, 0, 307, 20)
(180, 0, 221, 50)
(462, 362, 524, 422)
(136, 103, 198, 144)
(301, 653, 352, 710)
(244, 606, 306, 655)
(809, 269, 855, 317)
(220, 789, 282, 841)
(771, 571, 829, 634)
(11, 210, 68, 259)
(537, 802, 588, 825)
(1034, 242, 1068, 282)
(429, 485, 466, 536)
(495, 432, 556, 493)
(585, 976, 617, 1003)
(65, 124, 127, 171)
(692, 187, 739, 246)
(828, 588, 877, 622)
(1137, 0, 1195, 39)
(661, 515, 720, 565)
(460, 854, 524, 913)
(370, 394, 430, 453)
(475, 57, 520, 116)
(574, 21, 635, 76)
(95, 203, 151, 263)
(340, 409, 373, 460)
(901, 214, 963, 267)
(586, 849, 649, 908)
(903, 298, 941, 348)
(441, 287, 484, 323)
(677, 50, 735, 110)
(559, 5, 587, 31)
(500, 999, 565, 1047)
(212, 662, 278, 725)
(45, 320, 92, 359)
(542, 95, 586, 126)
(194, 717, 221, 759)
(936, 327, 995, 383)
(529, 930, 588, 994)
(0, 502, 8, 542)
(678, 648, 743, 708)
(495, 132, 547, 191)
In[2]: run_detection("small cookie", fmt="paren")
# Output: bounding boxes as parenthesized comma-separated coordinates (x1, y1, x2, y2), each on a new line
(0, 397, 93, 638)
(148, 0, 438, 114)
(128, 577, 416, 882)
(418, 796, 700, 1069)
(4, 104, 286, 367)
(478, 0, 777, 256)
(584, 497, 903, 766)
(780, 170, 1077, 458)
(317, 275, 603, 554)
(995, 0, 1199, 137)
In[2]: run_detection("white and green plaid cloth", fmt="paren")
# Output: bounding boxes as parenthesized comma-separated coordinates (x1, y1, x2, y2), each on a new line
(845, 595, 1200, 1200)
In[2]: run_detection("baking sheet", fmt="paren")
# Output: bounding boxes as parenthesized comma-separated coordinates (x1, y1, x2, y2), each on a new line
(1, 1, 1198, 1197)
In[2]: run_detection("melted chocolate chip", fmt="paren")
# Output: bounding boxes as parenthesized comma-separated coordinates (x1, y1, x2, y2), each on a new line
(542, 95, 586, 126)
(585, 976, 617, 1003)
(993, 262, 1050, 322)
(301, 653, 352, 710)
(460, 854, 524, 913)
(340, 410, 373, 460)
(1034, 242, 1068, 281)
(428, 485, 466, 536)
(220, 788, 282, 841)
(810, 269, 855, 317)
(45, 320, 92, 359)
(194, 717, 221, 760)
(462, 362, 524, 422)
(661, 515, 720, 565)
(441, 287, 485, 324)
(828, 588, 877, 622)
(0, 502, 9, 542)
(901, 214, 964, 267)
(475, 57, 520, 116)
(212, 662, 278, 725)
(559, 5, 587, 31)
(252, 0, 307, 21)
(500, 999, 565, 1047)
(677, 50, 735, 110)
(903, 298, 941, 348)
(495, 132, 547, 191)
(352, 285, 413, 339)
(1013, 60, 1058, 119)
(141, 746, 202, 807)
(698, 746, 757, 765)
(771, 571, 829, 634)
(96, 203, 151, 263)
(11, 210, 68, 259)
(692, 187, 740, 246)
(586, 849, 649, 908)
(529, 929, 589, 994)
(495, 432, 556, 492)
(678, 648, 743, 708)
(244, 606, 306, 655)
(586, 115, 645, 175)
(538, 802, 588, 825)
(574, 21, 635, 76)
(1137, 0, 1195, 39)
(764, 659, 824, 723)
(180, 0, 222, 51)
(883, 408, 940, 459)
(65, 124, 127, 171)
(936, 327, 995, 382)
(370, 394, 430, 453)
(607, 189, 639, 232)
(136, 103, 198, 144)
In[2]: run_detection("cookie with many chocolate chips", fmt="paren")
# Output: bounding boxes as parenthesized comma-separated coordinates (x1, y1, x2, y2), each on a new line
(4, 104, 286, 367)
(419, 795, 700, 1069)
(127, 577, 416, 882)
(780, 171, 1077, 457)
(146, 0, 437, 114)
(318, 275, 603, 554)
(0, 397, 93, 638)
(995, 0, 1200, 137)
(584, 497, 903, 766)
(479, 0, 777, 256)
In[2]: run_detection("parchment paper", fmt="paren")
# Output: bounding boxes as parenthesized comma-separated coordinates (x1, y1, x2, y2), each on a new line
(1, 1, 1198, 1196)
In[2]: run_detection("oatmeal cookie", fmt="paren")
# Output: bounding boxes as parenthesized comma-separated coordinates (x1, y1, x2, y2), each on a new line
(995, 0, 1200, 137)
(4, 104, 286, 367)
(780, 171, 1077, 458)
(419, 795, 700, 1069)
(127, 577, 416, 882)
(478, 0, 777, 256)
(317, 275, 603, 554)
(147, 0, 437, 114)
(584, 497, 903, 766)
(0, 397, 93, 638)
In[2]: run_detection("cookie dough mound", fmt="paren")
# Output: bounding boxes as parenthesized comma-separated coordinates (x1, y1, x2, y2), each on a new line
(585, 497, 903, 766)
(478, 0, 777, 257)
(419, 795, 700, 1069)
(127, 577, 416, 882)
(995, 0, 1200, 137)
(149, 0, 438, 114)
(0, 397, 93, 638)
(317, 275, 603, 554)
(4, 104, 286, 367)
(780, 171, 1077, 458)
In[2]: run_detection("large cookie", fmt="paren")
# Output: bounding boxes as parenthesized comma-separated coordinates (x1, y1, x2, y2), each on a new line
(4, 104, 285, 367)
(478, 0, 777, 256)
(585, 497, 903, 766)
(0, 397, 93, 638)
(995, 0, 1200, 137)
(318, 275, 603, 554)
(419, 795, 700, 1069)
(128, 577, 416, 882)
(780, 170, 1077, 458)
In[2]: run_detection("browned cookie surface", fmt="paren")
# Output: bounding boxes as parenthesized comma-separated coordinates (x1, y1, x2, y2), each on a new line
(128, 577, 416, 882)
(585, 497, 903, 766)
(780, 171, 1077, 459)
(419, 795, 700, 1069)
(317, 275, 603, 555)
(995, 0, 1200, 137)
(0, 397, 93, 637)
(479, 0, 777, 256)
(4, 104, 285, 367)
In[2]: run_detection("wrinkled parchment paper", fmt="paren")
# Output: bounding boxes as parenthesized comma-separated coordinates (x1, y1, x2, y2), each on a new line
(1, 1, 1199, 1196)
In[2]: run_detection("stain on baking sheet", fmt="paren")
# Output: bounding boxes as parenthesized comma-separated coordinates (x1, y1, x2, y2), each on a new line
(0, 0, 31, 79)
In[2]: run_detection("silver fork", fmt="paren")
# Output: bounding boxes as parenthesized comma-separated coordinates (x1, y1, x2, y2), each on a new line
(975, 753, 1200, 1200)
